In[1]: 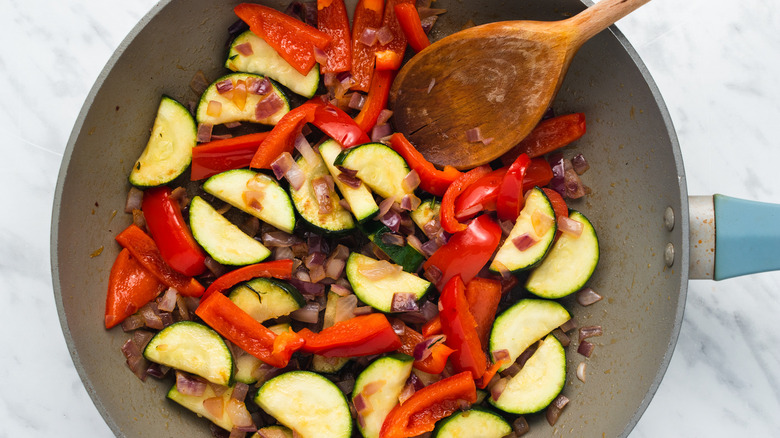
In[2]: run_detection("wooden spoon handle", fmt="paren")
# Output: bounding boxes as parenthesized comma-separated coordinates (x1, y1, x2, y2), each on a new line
(566, 0, 651, 48)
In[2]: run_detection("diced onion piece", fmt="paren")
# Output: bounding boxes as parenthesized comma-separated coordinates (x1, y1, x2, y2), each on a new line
(353, 391, 373, 416)
(545, 395, 570, 426)
(333, 294, 358, 323)
(401, 170, 421, 193)
(576, 362, 587, 382)
(262, 230, 299, 247)
(312, 176, 334, 214)
(359, 27, 379, 46)
(226, 398, 254, 428)
(572, 153, 590, 175)
(559, 318, 577, 333)
(482, 136, 494, 145)
(255, 93, 285, 120)
(400, 193, 421, 211)
(248, 77, 272, 95)
(578, 340, 595, 357)
(305, 251, 327, 270)
(377, 109, 394, 125)
(231, 382, 250, 401)
(332, 244, 350, 261)
(197, 123, 214, 143)
(381, 232, 405, 247)
(282, 157, 306, 190)
(551, 328, 570, 347)
(216, 79, 234, 95)
(377, 26, 394, 45)
(348, 92, 366, 110)
(358, 259, 402, 281)
(423, 263, 442, 284)
(206, 100, 222, 118)
(314, 45, 328, 65)
(270, 151, 294, 180)
(190, 70, 210, 95)
(176, 371, 206, 397)
(531, 209, 554, 236)
(290, 302, 321, 323)
(489, 377, 508, 401)
(121, 338, 149, 381)
(512, 233, 538, 251)
(294, 133, 318, 165)
(406, 234, 425, 257)
(465, 127, 482, 143)
(330, 283, 352, 297)
(202, 396, 224, 418)
(391, 292, 420, 313)
(576, 287, 603, 306)
(371, 122, 393, 142)
(232, 79, 248, 111)
(492, 349, 511, 363)
(125, 187, 144, 213)
(398, 379, 417, 404)
(158, 287, 179, 312)
(513, 416, 530, 436)
(564, 168, 588, 199)
(380, 210, 401, 232)
(325, 257, 346, 280)
(376, 197, 395, 219)
(242, 189, 265, 212)
(234, 42, 253, 56)
(578, 325, 603, 342)
(412, 335, 445, 361)
(557, 216, 584, 237)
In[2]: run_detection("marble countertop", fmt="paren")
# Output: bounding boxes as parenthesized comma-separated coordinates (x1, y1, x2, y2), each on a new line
(4, 0, 780, 436)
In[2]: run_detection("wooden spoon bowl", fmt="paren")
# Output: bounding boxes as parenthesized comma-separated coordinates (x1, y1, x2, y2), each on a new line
(390, 0, 650, 169)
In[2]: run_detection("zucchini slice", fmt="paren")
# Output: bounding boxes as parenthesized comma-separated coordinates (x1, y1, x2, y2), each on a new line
(235, 323, 291, 384)
(319, 139, 379, 223)
(202, 169, 296, 234)
(290, 150, 356, 235)
(489, 335, 566, 414)
(410, 197, 440, 236)
(311, 291, 351, 374)
(196, 73, 290, 126)
(251, 425, 294, 438)
(167, 381, 246, 432)
(334, 142, 413, 201)
(525, 210, 599, 299)
(360, 221, 425, 273)
(346, 253, 431, 313)
(129, 95, 196, 187)
(432, 408, 512, 438)
(254, 371, 352, 438)
(226, 30, 320, 98)
(489, 299, 570, 371)
(189, 195, 271, 266)
(228, 278, 305, 323)
(143, 321, 233, 385)
(353, 354, 414, 438)
(490, 187, 557, 273)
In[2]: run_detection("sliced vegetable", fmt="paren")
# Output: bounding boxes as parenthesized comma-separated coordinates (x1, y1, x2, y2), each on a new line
(201, 259, 294, 300)
(334, 142, 413, 201)
(464, 277, 502, 348)
(432, 407, 512, 438)
(249, 101, 319, 169)
(394, 3, 430, 52)
(346, 252, 431, 312)
(354, 69, 396, 134)
(167, 381, 251, 432)
(495, 153, 531, 222)
(142, 186, 207, 277)
(129, 96, 196, 187)
(374, 0, 415, 71)
(350, 0, 385, 92)
(317, 0, 352, 74)
(104, 248, 165, 329)
(395, 321, 455, 374)
(298, 313, 402, 357)
(440, 165, 491, 233)
(439, 275, 487, 380)
(500, 112, 587, 165)
(196, 73, 290, 126)
(353, 354, 414, 438)
(319, 139, 379, 222)
(310, 98, 371, 147)
(190, 132, 270, 181)
(228, 277, 305, 323)
(388, 133, 462, 197)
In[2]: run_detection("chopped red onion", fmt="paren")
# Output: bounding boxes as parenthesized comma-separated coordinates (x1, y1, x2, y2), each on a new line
(325, 257, 346, 280)
(499, 219, 514, 236)
(157, 287, 178, 312)
(255, 94, 285, 120)
(226, 398, 254, 428)
(330, 283, 352, 297)
(202, 397, 224, 419)
(348, 92, 366, 110)
(145, 363, 170, 379)
(513, 416, 530, 436)
(312, 177, 334, 214)
(308, 233, 328, 253)
(314, 45, 328, 65)
(512, 233, 539, 251)
(231, 382, 250, 401)
(309, 264, 327, 283)
(482, 136, 495, 145)
(176, 371, 207, 396)
(224, 121, 242, 129)
(551, 328, 571, 347)
(294, 134, 318, 165)
(121, 338, 149, 381)
(189, 70, 210, 95)
(412, 335, 446, 361)
(248, 77, 272, 95)
(377, 26, 394, 45)
(420, 15, 439, 34)
(427, 78, 436, 94)
(333, 294, 358, 323)
(289, 278, 326, 296)
(242, 189, 265, 212)
(140, 303, 164, 330)
(489, 377, 508, 401)
(492, 349, 511, 363)
(216, 79, 234, 94)
(423, 264, 442, 284)
(359, 27, 379, 46)
(234, 42, 253, 56)
(559, 318, 578, 333)
(121, 314, 145, 332)
(406, 234, 425, 257)
(337, 171, 363, 189)
(271, 151, 295, 180)
(376, 197, 396, 220)
(558, 216, 584, 237)
(576, 287, 603, 306)
(377, 109, 394, 125)
(578, 325, 603, 342)
(547, 153, 566, 196)
(282, 158, 306, 190)
(380, 210, 401, 232)
(197, 123, 213, 143)
(290, 302, 321, 323)
(381, 232, 405, 247)
(571, 153, 590, 175)
(353, 305, 374, 316)
(262, 230, 301, 247)
(176, 294, 191, 321)
(576, 362, 587, 382)
(564, 168, 588, 199)
(305, 251, 327, 270)
(371, 123, 393, 142)
(331, 244, 349, 260)
(125, 187, 144, 213)
(353, 391, 373, 416)
(546, 395, 570, 426)
(398, 379, 417, 404)
(578, 340, 595, 357)
(131, 209, 146, 230)
(401, 170, 421, 193)
(465, 127, 482, 143)
(391, 292, 420, 313)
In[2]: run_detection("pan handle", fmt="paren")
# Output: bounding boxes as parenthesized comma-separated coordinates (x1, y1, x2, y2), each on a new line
(689, 195, 780, 280)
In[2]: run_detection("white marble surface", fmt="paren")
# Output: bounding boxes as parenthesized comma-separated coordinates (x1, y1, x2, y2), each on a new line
(3, 0, 780, 436)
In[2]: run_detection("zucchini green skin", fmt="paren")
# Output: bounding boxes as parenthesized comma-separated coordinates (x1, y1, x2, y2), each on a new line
(196, 72, 290, 126)
(319, 139, 379, 223)
(202, 168, 296, 234)
(489, 187, 557, 273)
(525, 210, 599, 299)
(290, 151, 356, 236)
(488, 299, 570, 371)
(311, 291, 351, 374)
(254, 371, 352, 438)
(431, 407, 512, 438)
(333, 142, 413, 201)
(251, 425, 294, 438)
(129, 95, 196, 187)
(360, 221, 425, 273)
(143, 321, 233, 386)
(410, 197, 440, 236)
(353, 354, 414, 438)
(228, 277, 305, 323)
(346, 252, 432, 313)
(227, 30, 320, 98)
(189, 195, 271, 266)
(489, 335, 567, 415)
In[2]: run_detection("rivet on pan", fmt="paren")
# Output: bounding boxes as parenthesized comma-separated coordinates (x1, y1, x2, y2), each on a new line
(664, 242, 675, 267)
(663, 206, 675, 231)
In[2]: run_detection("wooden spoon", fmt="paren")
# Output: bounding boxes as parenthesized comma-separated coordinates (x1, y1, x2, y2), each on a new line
(390, 0, 650, 169)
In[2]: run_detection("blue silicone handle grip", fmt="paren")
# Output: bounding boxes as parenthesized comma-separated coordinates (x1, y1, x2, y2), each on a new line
(713, 194, 780, 280)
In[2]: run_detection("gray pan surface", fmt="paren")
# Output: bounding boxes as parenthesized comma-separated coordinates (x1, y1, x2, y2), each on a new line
(51, 0, 688, 436)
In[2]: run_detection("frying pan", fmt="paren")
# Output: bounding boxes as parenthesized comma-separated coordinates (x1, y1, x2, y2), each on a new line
(49, 0, 777, 436)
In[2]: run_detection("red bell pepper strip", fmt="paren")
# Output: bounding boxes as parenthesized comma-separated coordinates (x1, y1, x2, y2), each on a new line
(464, 277, 502, 348)
(201, 259, 294, 300)
(500, 112, 587, 165)
(388, 133, 462, 197)
(310, 97, 371, 147)
(439, 275, 487, 380)
(394, 320, 454, 374)
(234, 3, 332, 75)
(353, 69, 396, 134)
(379, 371, 477, 438)
(423, 214, 502, 291)
(394, 3, 430, 52)
(543, 187, 569, 221)
(105, 248, 166, 329)
(249, 102, 319, 169)
(350, 0, 385, 92)
(142, 186, 207, 277)
(440, 165, 492, 234)
(191, 132, 270, 180)
(374, 0, 415, 71)
(524, 156, 554, 190)
(115, 224, 205, 297)
(195, 292, 304, 368)
(475, 359, 507, 389)
(421, 314, 442, 337)
(298, 313, 401, 357)
(317, 0, 352, 74)
(496, 153, 532, 222)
